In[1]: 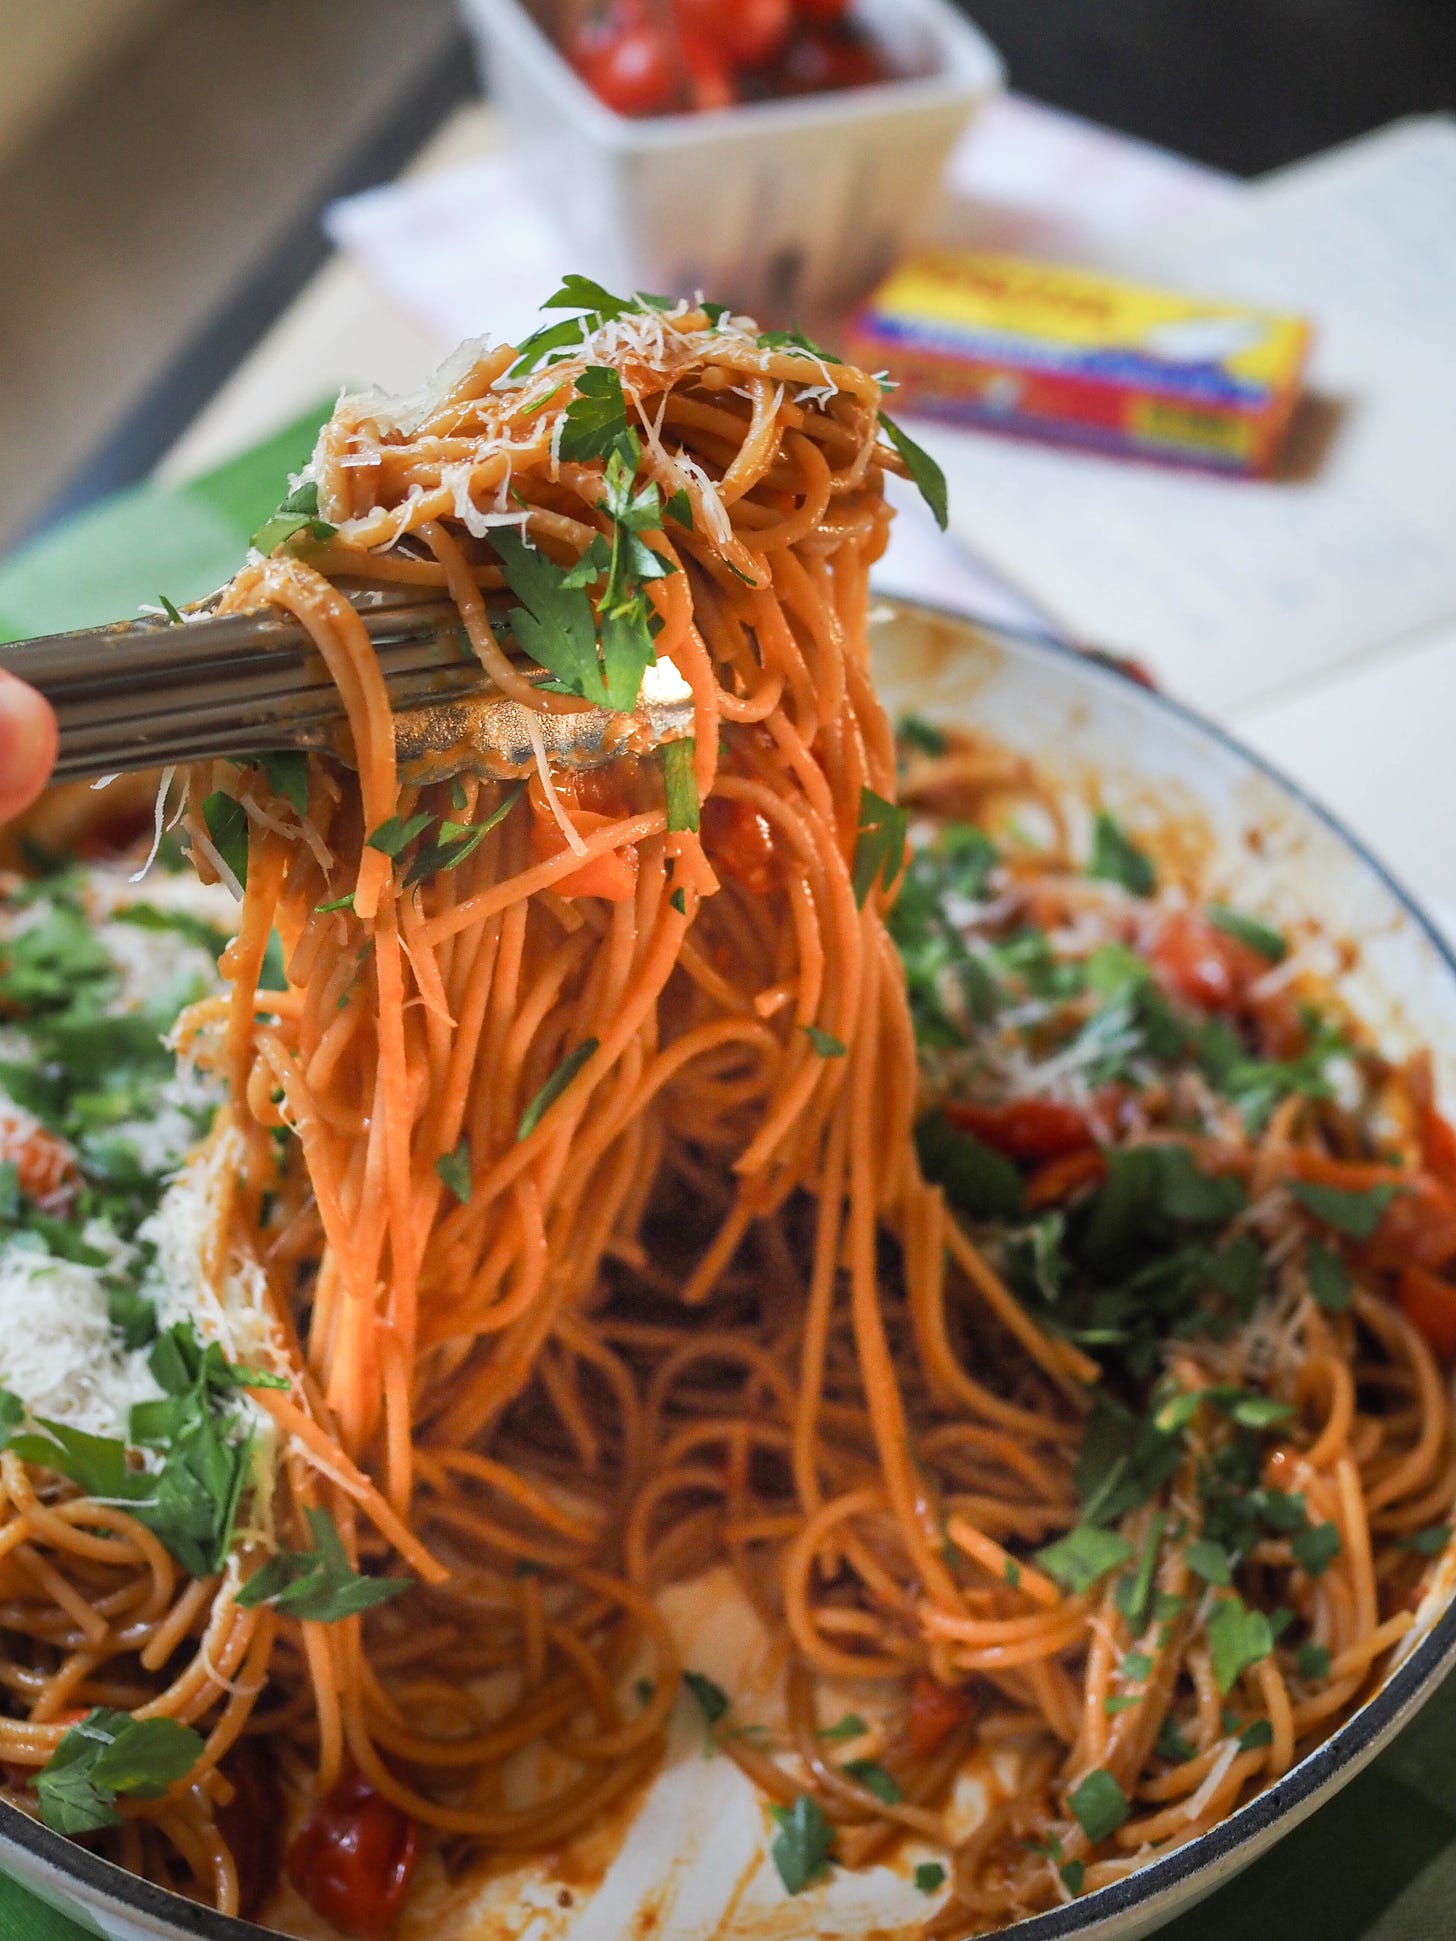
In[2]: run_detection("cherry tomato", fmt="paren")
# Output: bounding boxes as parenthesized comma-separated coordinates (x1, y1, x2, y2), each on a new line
(1368, 1174, 1456, 1274)
(718, 0, 794, 69)
(668, 2, 737, 109)
(286, 1773, 418, 1941)
(568, 6, 679, 117)
(1149, 911, 1264, 1013)
(215, 1743, 283, 1924)
(1025, 1147, 1109, 1210)
(1286, 1152, 1456, 1274)
(681, 35, 736, 110)
(702, 795, 780, 896)
(530, 801, 639, 904)
(0, 1114, 77, 1213)
(775, 20, 886, 94)
(1420, 1105, 1456, 1193)
(942, 1098, 1094, 1164)
(1398, 1264, 1456, 1363)
(903, 1671, 973, 1762)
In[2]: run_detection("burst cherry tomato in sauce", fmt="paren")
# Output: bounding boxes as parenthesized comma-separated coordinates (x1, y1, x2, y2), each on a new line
(286, 1773, 419, 1941)
(1369, 1174, 1456, 1274)
(903, 1671, 973, 1762)
(529, 775, 639, 903)
(1419, 1104, 1456, 1193)
(701, 795, 780, 895)
(1149, 911, 1265, 1013)
(568, 5, 679, 117)
(1397, 1264, 1456, 1364)
(1025, 1146, 1109, 1209)
(0, 1115, 78, 1213)
(943, 1098, 1094, 1164)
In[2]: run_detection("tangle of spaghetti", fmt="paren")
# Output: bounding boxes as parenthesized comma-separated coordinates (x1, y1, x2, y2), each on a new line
(0, 297, 1453, 1938)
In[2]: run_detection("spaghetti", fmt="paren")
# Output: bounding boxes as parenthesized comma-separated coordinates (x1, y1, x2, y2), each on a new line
(0, 290, 1452, 1938)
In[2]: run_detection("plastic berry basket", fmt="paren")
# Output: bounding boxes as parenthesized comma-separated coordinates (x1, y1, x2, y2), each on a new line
(462, 0, 1005, 319)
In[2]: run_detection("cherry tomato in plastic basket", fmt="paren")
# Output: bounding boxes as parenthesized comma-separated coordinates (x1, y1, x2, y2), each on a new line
(777, 20, 886, 93)
(679, 0, 792, 68)
(569, 5, 679, 116)
(671, 1, 737, 108)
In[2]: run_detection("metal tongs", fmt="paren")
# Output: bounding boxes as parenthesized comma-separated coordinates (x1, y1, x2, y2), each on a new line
(0, 589, 695, 785)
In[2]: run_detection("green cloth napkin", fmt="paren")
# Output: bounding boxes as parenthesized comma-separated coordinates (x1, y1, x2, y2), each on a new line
(2, 416, 1455, 1938)
(0, 401, 329, 643)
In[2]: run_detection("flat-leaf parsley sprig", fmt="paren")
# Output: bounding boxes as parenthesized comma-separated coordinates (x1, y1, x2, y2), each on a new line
(492, 359, 679, 716)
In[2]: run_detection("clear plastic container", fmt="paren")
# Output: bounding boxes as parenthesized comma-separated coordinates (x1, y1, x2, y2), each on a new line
(462, 0, 1005, 319)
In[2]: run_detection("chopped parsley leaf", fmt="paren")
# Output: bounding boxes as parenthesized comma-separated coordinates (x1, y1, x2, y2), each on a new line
(1306, 1240, 1352, 1313)
(235, 1507, 410, 1622)
(366, 810, 435, 860)
(805, 1026, 847, 1059)
(683, 1670, 730, 1726)
(897, 712, 947, 757)
(769, 1795, 836, 1895)
(1207, 1595, 1275, 1694)
(251, 479, 337, 555)
(259, 751, 310, 818)
(915, 1112, 1024, 1221)
(877, 412, 949, 529)
(1067, 1768, 1129, 1843)
(662, 737, 700, 834)
(1034, 1525, 1134, 1595)
(1297, 1642, 1332, 1680)
(1403, 1525, 1451, 1557)
(1185, 1538, 1234, 1587)
(842, 1758, 901, 1804)
(1290, 1521, 1341, 1576)
(1088, 810, 1156, 897)
(435, 1140, 473, 1205)
(1208, 904, 1286, 963)
(1115, 1511, 1167, 1631)
(559, 366, 631, 463)
(32, 1709, 204, 1835)
(1156, 1719, 1197, 1764)
(404, 788, 522, 888)
(853, 789, 909, 906)
(517, 1038, 599, 1141)
(1288, 1179, 1397, 1240)
(202, 792, 249, 887)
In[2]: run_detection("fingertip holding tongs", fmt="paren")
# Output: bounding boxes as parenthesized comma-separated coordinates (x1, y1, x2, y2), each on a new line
(0, 592, 696, 786)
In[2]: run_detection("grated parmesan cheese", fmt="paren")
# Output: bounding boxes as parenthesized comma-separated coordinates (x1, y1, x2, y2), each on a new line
(525, 713, 588, 857)
(140, 1124, 290, 1388)
(1181, 1736, 1242, 1821)
(0, 1228, 161, 1439)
